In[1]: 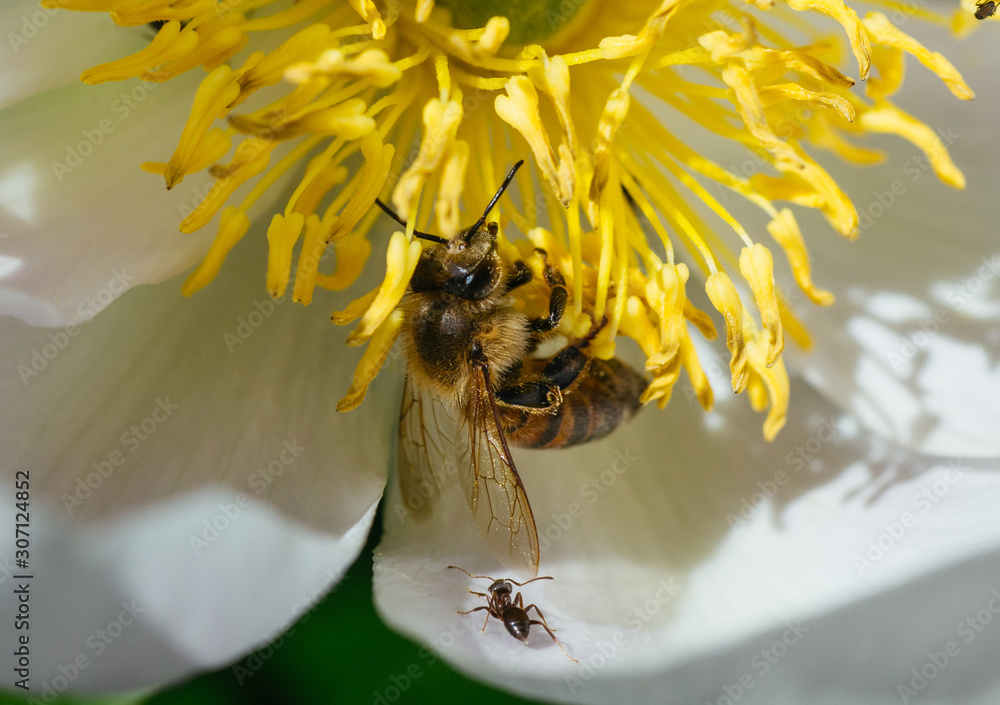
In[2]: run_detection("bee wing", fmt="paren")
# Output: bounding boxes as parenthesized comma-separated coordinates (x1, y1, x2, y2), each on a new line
(458, 360, 540, 578)
(398, 375, 460, 515)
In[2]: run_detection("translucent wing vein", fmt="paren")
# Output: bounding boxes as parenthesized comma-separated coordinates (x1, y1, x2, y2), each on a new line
(398, 375, 459, 516)
(457, 362, 540, 577)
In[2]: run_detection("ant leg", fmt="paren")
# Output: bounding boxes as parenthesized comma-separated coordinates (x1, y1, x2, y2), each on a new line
(467, 590, 489, 599)
(524, 604, 576, 662)
(523, 603, 553, 629)
(518, 595, 557, 633)
(458, 605, 494, 632)
(448, 565, 497, 582)
(526, 618, 577, 662)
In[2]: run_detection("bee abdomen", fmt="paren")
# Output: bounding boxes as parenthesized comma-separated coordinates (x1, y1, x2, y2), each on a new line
(504, 358, 647, 449)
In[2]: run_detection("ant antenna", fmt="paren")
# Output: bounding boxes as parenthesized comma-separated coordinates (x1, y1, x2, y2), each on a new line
(373, 199, 448, 244)
(468, 160, 524, 236)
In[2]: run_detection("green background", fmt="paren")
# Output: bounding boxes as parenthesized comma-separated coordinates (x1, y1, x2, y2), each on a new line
(0, 508, 543, 705)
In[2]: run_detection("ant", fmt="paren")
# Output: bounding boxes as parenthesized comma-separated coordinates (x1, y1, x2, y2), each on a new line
(448, 565, 577, 662)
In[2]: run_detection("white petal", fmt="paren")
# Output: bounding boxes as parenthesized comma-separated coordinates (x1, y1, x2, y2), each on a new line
(0, 75, 221, 326)
(0, 230, 395, 689)
(0, 488, 377, 692)
(374, 378, 1000, 703)
(0, 1, 145, 110)
(788, 30, 1000, 457)
(0, 12, 308, 326)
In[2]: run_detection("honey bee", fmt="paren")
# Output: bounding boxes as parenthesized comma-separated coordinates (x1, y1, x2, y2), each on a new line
(377, 162, 648, 577)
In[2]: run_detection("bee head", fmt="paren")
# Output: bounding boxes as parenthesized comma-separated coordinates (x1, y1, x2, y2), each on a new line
(375, 160, 524, 301)
(409, 220, 502, 300)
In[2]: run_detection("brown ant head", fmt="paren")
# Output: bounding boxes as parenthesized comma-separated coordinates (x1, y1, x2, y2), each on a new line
(488, 579, 513, 597)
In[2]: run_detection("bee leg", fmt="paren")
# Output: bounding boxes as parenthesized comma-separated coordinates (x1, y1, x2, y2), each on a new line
(535, 316, 609, 391)
(528, 253, 567, 334)
(538, 345, 589, 391)
(503, 260, 533, 294)
(496, 380, 562, 411)
(499, 328, 602, 409)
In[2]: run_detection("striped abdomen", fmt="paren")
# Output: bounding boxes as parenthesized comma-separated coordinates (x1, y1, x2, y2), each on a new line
(502, 358, 647, 449)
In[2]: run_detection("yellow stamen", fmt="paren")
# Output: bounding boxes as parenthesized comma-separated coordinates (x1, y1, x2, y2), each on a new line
(286, 48, 402, 87)
(785, 0, 872, 79)
(392, 96, 463, 224)
(180, 137, 275, 233)
(181, 208, 250, 296)
(527, 54, 577, 156)
(496, 76, 574, 207)
(111, 0, 218, 28)
(744, 322, 790, 441)
(337, 309, 403, 411)
(347, 0, 385, 39)
(292, 216, 328, 306)
(739, 244, 784, 367)
(857, 103, 966, 188)
(142, 128, 232, 178)
(316, 229, 373, 291)
(684, 301, 717, 341)
(474, 17, 510, 57)
(415, 0, 435, 23)
(163, 65, 242, 189)
(330, 288, 379, 325)
(645, 262, 689, 377)
(228, 99, 375, 141)
(67, 0, 975, 440)
(144, 18, 249, 82)
(705, 271, 749, 394)
(265, 213, 304, 298)
(80, 21, 198, 84)
(862, 12, 974, 100)
(436, 140, 470, 238)
(679, 328, 713, 412)
(347, 231, 421, 345)
(621, 295, 660, 362)
(766, 210, 834, 306)
(233, 24, 333, 99)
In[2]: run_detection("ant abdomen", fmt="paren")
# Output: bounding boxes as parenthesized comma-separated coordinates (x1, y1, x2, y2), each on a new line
(503, 608, 531, 641)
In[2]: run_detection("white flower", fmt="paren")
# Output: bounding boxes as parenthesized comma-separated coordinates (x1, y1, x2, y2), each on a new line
(1, 1, 998, 703)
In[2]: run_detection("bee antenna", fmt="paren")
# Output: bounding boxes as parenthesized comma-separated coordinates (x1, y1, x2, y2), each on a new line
(373, 198, 448, 245)
(468, 160, 524, 236)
